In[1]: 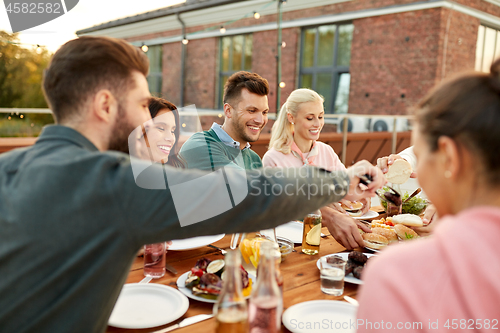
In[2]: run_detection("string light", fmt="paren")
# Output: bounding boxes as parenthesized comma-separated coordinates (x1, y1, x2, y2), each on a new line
(281, 41, 286, 48)
(182, 37, 189, 45)
(141, 44, 149, 52)
(36, 44, 42, 54)
(254, 11, 261, 19)
(182, 123, 187, 127)
(20, 115, 24, 119)
(279, 82, 286, 88)
(218, 114, 223, 118)
(8, 116, 11, 120)
(220, 26, 226, 34)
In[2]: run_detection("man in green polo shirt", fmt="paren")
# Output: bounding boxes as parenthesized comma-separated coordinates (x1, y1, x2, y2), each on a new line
(180, 71, 268, 171)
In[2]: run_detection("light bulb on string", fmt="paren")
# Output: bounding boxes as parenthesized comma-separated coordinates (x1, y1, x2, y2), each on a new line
(182, 37, 189, 45)
(253, 11, 260, 19)
(279, 82, 286, 88)
(220, 26, 226, 34)
(36, 44, 42, 54)
(141, 44, 149, 52)
(281, 41, 286, 48)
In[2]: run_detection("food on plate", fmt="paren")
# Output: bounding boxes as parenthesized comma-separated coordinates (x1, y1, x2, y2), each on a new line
(392, 214, 423, 227)
(371, 217, 393, 229)
(385, 159, 412, 184)
(394, 224, 419, 241)
(348, 250, 369, 264)
(371, 227, 398, 243)
(341, 200, 364, 217)
(341, 251, 370, 280)
(362, 233, 389, 250)
(184, 257, 252, 299)
(352, 266, 364, 279)
(239, 237, 272, 268)
(326, 255, 345, 265)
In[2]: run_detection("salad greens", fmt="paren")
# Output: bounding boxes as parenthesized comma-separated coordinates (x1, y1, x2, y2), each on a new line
(379, 187, 428, 215)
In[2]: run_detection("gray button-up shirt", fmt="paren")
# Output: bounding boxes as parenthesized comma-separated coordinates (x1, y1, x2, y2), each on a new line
(0, 125, 349, 333)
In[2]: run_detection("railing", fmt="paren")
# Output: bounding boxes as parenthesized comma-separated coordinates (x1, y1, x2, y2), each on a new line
(0, 108, 414, 165)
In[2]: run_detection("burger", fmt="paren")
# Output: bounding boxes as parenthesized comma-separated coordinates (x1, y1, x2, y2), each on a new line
(371, 227, 398, 243)
(341, 201, 364, 217)
(362, 233, 388, 250)
(394, 224, 419, 241)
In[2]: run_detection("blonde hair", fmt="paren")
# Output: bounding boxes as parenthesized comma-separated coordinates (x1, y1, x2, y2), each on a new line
(269, 88, 324, 154)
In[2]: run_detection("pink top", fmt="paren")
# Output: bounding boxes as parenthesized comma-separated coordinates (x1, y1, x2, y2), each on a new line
(262, 141, 345, 172)
(357, 206, 500, 333)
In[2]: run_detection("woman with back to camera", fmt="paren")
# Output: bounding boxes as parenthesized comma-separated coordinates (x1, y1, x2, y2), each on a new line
(262, 88, 372, 250)
(357, 59, 500, 332)
(146, 97, 185, 168)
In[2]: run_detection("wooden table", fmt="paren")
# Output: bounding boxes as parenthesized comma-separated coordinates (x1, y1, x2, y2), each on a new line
(106, 226, 368, 333)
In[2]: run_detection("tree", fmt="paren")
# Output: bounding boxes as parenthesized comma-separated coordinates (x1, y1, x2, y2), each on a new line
(0, 30, 51, 108)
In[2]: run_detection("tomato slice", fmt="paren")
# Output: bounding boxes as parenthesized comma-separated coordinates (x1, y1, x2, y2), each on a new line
(191, 267, 204, 277)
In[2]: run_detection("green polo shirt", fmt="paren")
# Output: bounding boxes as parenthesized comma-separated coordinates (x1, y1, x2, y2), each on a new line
(179, 127, 263, 171)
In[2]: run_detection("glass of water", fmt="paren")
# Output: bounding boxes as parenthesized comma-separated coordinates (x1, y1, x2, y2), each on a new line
(319, 256, 346, 296)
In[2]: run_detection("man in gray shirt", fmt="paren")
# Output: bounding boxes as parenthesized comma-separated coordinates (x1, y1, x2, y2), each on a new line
(0, 36, 384, 333)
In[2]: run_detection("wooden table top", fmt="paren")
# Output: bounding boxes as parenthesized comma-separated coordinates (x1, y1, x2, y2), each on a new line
(106, 225, 371, 333)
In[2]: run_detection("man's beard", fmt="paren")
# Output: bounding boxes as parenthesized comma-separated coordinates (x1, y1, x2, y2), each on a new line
(108, 105, 137, 154)
(232, 112, 260, 143)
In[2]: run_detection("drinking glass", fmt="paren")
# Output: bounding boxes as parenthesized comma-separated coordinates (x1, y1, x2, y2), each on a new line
(319, 256, 346, 296)
(143, 242, 166, 278)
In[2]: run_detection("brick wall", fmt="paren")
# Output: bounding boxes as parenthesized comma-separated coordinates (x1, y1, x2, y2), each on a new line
(184, 37, 218, 109)
(349, 9, 443, 115)
(162, 42, 182, 106)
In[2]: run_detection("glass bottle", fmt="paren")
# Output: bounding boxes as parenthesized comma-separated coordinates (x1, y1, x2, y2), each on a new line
(214, 250, 248, 333)
(248, 242, 283, 333)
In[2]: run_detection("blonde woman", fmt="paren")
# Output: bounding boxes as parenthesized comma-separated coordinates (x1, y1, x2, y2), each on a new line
(263, 89, 371, 250)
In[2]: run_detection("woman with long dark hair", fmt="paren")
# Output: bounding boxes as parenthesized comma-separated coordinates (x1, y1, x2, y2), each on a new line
(146, 97, 185, 168)
(357, 59, 500, 330)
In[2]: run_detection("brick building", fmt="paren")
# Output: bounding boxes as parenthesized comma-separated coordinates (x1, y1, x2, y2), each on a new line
(77, 0, 500, 126)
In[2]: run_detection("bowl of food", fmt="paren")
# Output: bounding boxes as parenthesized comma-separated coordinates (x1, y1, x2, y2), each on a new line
(277, 236, 293, 261)
(379, 187, 429, 215)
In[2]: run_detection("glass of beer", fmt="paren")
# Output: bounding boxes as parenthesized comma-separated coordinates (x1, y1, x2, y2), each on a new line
(302, 210, 322, 255)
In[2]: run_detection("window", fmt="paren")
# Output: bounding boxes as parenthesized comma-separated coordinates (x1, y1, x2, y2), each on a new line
(147, 45, 163, 96)
(476, 25, 500, 72)
(219, 34, 253, 108)
(299, 24, 354, 114)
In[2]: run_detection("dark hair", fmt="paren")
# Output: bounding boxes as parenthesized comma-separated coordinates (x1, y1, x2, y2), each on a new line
(415, 58, 500, 185)
(43, 36, 149, 123)
(223, 71, 269, 105)
(148, 97, 186, 168)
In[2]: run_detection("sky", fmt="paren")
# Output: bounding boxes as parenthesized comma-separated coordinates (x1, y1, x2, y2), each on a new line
(0, 0, 186, 51)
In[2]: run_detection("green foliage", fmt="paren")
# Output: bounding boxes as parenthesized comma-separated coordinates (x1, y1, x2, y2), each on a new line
(0, 31, 54, 136)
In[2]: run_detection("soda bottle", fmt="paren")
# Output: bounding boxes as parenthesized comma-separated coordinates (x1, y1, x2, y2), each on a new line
(248, 242, 283, 333)
(214, 250, 248, 333)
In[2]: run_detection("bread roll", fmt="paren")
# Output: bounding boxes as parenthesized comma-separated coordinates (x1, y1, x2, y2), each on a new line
(392, 214, 423, 227)
(371, 227, 398, 243)
(362, 233, 388, 250)
(394, 224, 419, 240)
(386, 159, 412, 184)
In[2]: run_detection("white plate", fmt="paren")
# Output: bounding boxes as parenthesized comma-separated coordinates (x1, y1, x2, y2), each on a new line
(316, 252, 376, 285)
(169, 234, 225, 251)
(276, 221, 303, 244)
(176, 271, 255, 303)
(109, 283, 189, 329)
(353, 210, 379, 220)
(282, 300, 357, 333)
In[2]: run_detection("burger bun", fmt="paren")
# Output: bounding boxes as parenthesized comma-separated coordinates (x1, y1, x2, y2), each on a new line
(392, 214, 423, 227)
(341, 201, 364, 217)
(362, 233, 388, 250)
(394, 224, 419, 241)
(371, 227, 398, 243)
(386, 159, 412, 184)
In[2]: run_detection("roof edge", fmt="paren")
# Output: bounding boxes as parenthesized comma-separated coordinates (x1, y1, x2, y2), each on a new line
(76, 0, 250, 35)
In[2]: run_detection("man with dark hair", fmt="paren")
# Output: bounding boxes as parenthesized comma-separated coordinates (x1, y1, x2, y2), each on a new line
(180, 71, 269, 170)
(0, 36, 384, 333)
